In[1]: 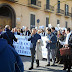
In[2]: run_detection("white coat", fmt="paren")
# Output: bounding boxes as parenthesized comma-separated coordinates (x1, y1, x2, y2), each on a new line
(35, 39, 44, 60)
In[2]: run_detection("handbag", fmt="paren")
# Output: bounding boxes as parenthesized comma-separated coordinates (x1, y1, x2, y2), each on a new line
(59, 47, 71, 56)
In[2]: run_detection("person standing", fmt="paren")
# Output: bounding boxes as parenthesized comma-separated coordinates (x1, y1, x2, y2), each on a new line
(56, 30, 65, 64)
(35, 30, 44, 67)
(0, 25, 17, 47)
(59, 28, 71, 72)
(40, 29, 45, 36)
(46, 28, 57, 66)
(0, 38, 24, 72)
(25, 27, 31, 36)
(0, 27, 2, 34)
(28, 28, 41, 70)
(14, 27, 18, 35)
(51, 27, 57, 36)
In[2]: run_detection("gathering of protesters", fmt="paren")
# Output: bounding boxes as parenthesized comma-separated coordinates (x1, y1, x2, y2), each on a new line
(0, 24, 72, 72)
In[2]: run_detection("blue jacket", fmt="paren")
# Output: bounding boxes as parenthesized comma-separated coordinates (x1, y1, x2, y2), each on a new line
(0, 39, 24, 72)
(46, 33, 57, 49)
(28, 33, 41, 48)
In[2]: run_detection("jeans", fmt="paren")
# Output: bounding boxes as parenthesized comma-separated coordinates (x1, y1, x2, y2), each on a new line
(47, 48, 55, 64)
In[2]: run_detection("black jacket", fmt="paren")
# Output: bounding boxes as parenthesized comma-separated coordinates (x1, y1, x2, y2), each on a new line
(68, 33, 72, 48)
(25, 30, 31, 36)
(1, 28, 17, 46)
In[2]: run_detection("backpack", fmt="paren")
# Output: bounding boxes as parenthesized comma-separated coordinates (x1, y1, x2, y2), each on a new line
(68, 33, 72, 48)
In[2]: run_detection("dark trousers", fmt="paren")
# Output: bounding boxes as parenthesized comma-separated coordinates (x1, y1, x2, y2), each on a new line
(30, 48, 39, 68)
(63, 55, 71, 71)
(36, 59, 39, 67)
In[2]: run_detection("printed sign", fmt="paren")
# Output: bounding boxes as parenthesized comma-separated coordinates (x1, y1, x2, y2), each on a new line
(13, 35, 51, 58)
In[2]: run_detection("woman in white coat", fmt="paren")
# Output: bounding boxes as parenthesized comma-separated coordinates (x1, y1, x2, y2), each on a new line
(35, 30, 44, 67)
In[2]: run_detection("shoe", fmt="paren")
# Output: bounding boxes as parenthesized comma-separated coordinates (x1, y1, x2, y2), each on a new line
(29, 67, 33, 70)
(51, 64, 55, 66)
(55, 61, 59, 63)
(36, 65, 39, 68)
(50, 59, 52, 62)
(46, 64, 50, 66)
(67, 70, 70, 72)
(63, 68, 66, 70)
(58, 61, 63, 64)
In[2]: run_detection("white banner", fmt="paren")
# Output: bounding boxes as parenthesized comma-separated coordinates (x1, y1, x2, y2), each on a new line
(13, 35, 51, 58)
(13, 35, 31, 56)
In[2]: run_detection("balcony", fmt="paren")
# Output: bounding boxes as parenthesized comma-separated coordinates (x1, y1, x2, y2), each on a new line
(44, 4, 54, 12)
(28, 0, 41, 9)
(71, 13, 72, 18)
(56, 9, 64, 16)
(65, 12, 71, 18)
(8, 0, 18, 2)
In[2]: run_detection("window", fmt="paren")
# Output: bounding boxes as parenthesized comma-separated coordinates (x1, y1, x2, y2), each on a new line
(46, 0, 50, 5)
(57, 19, 60, 24)
(71, 8, 72, 17)
(30, 14, 35, 29)
(65, 21, 68, 28)
(46, 0, 50, 9)
(65, 4, 69, 15)
(46, 17, 49, 27)
(57, 0, 60, 13)
(58, 0, 60, 9)
(31, 0, 36, 5)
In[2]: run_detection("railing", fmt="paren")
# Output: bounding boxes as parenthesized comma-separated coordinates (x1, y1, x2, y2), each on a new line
(28, 0, 41, 7)
(8, 0, 18, 2)
(56, 9, 64, 14)
(69, 13, 71, 17)
(44, 4, 54, 11)
(65, 12, 71, 17)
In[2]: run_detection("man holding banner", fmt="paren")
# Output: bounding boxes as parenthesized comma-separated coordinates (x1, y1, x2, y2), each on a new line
(28, 28, 41, 70)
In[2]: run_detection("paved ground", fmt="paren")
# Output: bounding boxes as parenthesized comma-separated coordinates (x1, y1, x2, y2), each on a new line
(20, 56, 71, 72)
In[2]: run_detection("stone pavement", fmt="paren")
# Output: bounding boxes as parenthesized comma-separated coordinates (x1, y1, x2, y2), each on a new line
(20, 56, 71, 72)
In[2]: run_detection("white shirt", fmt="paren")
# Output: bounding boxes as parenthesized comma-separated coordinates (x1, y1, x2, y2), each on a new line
(59, 32, 71, 45)
(65, 33, 71, 44)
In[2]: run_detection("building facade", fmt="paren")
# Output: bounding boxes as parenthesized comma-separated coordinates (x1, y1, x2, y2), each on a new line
(0, 0, 72, 29)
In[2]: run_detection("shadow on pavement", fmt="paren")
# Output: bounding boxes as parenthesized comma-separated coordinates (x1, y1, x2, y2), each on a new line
(20, 56, 31, 62)
(24, 66, 67, 72)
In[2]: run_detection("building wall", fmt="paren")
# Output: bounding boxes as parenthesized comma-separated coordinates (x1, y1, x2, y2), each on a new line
(0, 0, 72, 29)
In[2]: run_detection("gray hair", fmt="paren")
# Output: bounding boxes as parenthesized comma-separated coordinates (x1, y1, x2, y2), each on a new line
(5, 25, 10, 29)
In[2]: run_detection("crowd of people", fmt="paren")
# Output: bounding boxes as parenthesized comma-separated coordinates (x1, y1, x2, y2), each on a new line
(0, 25, 72, 72)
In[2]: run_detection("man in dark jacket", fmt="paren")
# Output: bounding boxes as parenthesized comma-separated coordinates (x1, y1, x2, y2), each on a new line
(0, 25, 17, 47)
(0, 26, 2, 34)
(46, 28, 57, 66)
(25, 27, 31, 36)
(0, 38, 24, 72)
(28, 28, 41, 70)
(51, 27, 57, 36)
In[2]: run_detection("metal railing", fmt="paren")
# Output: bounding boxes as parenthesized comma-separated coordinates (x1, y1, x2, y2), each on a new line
(44, 4, 54, 11)
(56, 9, 64, 14)
(28, 0, 41, 7)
